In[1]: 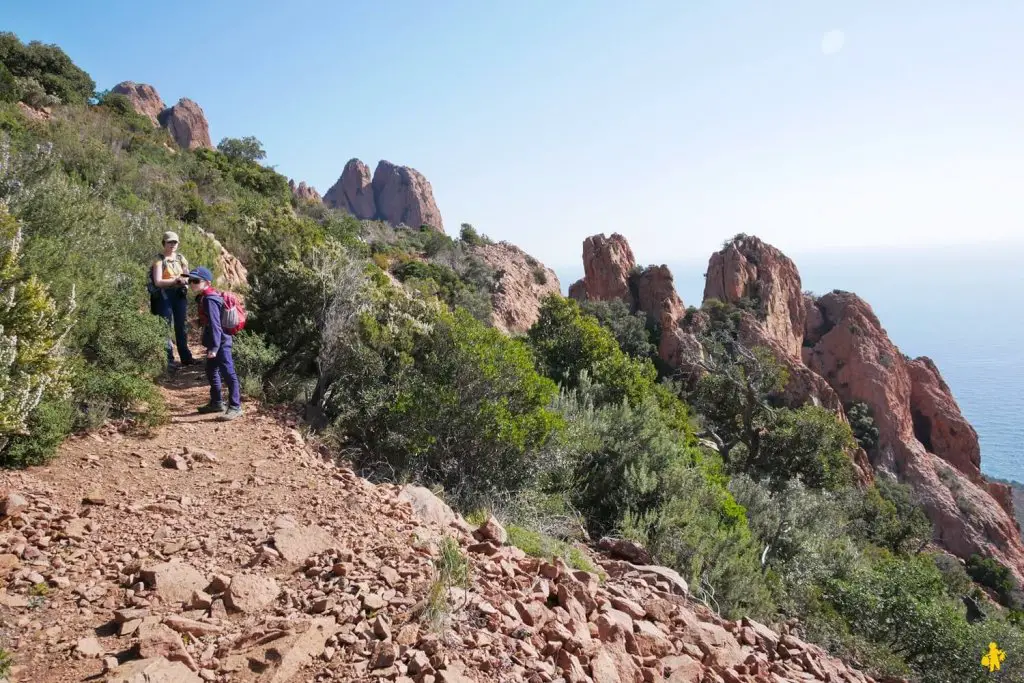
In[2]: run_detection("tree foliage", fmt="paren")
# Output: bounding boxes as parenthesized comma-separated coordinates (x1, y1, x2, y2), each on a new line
(216, 136, 267, 163)
(0, 32, 95, 105)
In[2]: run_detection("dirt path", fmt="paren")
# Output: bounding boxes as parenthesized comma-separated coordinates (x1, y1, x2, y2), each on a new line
(0, 361, 877, 683)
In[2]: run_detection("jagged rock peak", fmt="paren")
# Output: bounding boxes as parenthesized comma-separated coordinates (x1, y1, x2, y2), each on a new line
(471, 241, 560, 335)
(110, 81, 165, 125)
(372, 160, 444, 233)
(704, 233, 806, 359)
(323, 159, 376, 219)
(289, 179, 322, 204)
(157, 98, 212, 150)
(575, 233, 637, 303)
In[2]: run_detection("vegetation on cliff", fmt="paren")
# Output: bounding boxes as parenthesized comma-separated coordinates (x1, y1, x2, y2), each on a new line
(3, 32, 1024, 682)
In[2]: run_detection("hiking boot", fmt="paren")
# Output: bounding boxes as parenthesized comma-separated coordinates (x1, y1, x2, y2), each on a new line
(180, 358, 199, 367)
(197, 403, 225, 415)
(218, 406, 244, 422)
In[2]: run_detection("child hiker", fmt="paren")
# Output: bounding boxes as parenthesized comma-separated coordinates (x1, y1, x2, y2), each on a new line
(187, 267, 243, 421)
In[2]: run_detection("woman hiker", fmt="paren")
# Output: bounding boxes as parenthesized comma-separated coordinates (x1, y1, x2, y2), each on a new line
(149, 231, 195, 368)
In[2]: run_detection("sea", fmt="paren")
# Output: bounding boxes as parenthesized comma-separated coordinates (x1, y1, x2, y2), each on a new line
(553, 243, 1024, 483)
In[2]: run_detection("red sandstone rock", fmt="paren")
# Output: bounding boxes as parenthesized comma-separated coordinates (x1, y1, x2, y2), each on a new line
(111, 81, 166, 125)
(472, 242, 560, 334)
(804, 291, 1024, 582)
(704, 235, 806, 359)
(289, 179, 322, 204)
(372, 160, 444, 232)
(158, 98, 212, 150)
(323, 158, 377, 219)
(579, 233, 636, 303)
(907, 357, 981, 478)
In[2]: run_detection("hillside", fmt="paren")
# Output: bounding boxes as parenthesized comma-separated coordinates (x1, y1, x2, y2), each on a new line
(3, 31, 1024, 683)
(0, 363, 874, 683)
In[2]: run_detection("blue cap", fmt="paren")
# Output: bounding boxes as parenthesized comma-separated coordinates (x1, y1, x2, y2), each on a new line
(188, 266, 214, 282)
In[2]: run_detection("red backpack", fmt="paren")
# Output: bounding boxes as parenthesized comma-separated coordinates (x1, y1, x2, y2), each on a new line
(200, 288, 247, 335)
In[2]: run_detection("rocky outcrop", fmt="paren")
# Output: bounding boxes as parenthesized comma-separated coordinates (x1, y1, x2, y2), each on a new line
(704, 235, 806, 359)
(195, 227, 248, 290)
(111, 81, 166, 125)
(634, 265, 689, 368)
(372, 160, 444, 232)
(323, 159, 444, 232)
(288, 180, 321, 204)
(907, 357, 981, 477)
(157, 98, 212, 150)
(573, 233, 636, 303)
(804, 291, 1024, 581)
(471, 241, 560, 335)
(569, 233, 702, 371)
(323, 159, 376, 219)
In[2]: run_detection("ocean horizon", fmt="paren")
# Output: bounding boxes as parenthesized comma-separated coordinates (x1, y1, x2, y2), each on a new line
(552, 242, 1024, 484)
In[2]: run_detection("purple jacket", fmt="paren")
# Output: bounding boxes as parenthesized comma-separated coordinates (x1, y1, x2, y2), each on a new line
(199, 291, 232, 354)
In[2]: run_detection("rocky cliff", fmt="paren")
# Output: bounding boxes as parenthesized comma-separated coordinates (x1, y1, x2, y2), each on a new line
(110, 81, 165, 125)
(324, 158, 444, 232)
(472, 242, 561, 335)
(289, 179, 322, 204)
(157, 98, 212, 150)
(567, 232, 1024, 580)
(109, 82, 213, 151)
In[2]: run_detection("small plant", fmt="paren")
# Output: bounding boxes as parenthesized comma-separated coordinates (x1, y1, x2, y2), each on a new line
(506, 524, 598, 574)
(879, 353, 894, 369)
(29, 582, 49, 597)
(422, 535, 471, 631)
(0, 647, 12, 678)
(532, 266, 548, 286)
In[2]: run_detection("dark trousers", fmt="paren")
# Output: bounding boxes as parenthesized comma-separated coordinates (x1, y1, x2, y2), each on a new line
(206, 345, 241, 408)
(155, 290, 193, 364)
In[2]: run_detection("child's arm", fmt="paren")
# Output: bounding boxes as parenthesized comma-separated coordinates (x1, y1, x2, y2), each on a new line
(205, 296, 224, 357)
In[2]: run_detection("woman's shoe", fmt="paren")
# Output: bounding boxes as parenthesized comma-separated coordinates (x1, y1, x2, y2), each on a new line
(197, 403, 225, 415)
(218, 406, 244, 422)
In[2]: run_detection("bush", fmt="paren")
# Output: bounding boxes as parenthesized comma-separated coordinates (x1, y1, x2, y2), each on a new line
(580, 299, 656, 361)
(231, 331, 281, 399)
(966, 555, 1019, 607)
(0, 204, 73, 452)
(0, 32, 95, 105)
(528, 295, 660, 409)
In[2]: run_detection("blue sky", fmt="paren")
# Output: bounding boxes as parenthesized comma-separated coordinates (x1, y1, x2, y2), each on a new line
(7, 1, 1024, 271)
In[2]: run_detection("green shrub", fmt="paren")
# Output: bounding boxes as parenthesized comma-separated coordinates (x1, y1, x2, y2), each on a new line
(966, 555, 1019, 606)
(0, 204, 73, 451)
(231, 331, 281, 400)
(506, 524, 596, 573)
(580, 299, 656, 361)
(0, 32, 95, 105)
(0, 395, 74, 467)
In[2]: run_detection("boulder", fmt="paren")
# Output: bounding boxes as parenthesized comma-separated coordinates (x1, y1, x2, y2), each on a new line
(110, 81, 166, 125)
(140, 561, 207, 605)
(225, 574, 280, 613)
(107, 656, 201, 683)
(398, 485, 457, 529)
(272, 524, 336, 563)
(158, 98, 212, 150)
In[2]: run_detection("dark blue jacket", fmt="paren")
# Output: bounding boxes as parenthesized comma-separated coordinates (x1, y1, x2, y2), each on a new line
(199, 291, 232, 354)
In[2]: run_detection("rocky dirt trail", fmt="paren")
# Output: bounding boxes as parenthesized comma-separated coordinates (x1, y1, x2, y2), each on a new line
(0, 362, 879, 683)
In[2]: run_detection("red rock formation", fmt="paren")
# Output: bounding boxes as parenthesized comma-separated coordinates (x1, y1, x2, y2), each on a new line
(195, 227, 247, 291)
(704, 235, 806, 359)
(111, 81, 165, 125)
(323, 159, 376, 219)
(371, 160, 444, 232)
(907, 357, 981, 478)
(578, 233, 636, 303)
(157, 98, 212, 150)
(471, 242, 560, 335)
(805, 291, 1024, 581)
(289, 179, 322, 204)
(634, 265, 690, 368)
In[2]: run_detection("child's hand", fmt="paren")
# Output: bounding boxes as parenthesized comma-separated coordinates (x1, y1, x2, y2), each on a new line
(207, 351, 217, 360)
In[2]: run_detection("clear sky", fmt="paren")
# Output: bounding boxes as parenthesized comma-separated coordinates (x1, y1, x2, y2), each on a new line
(7, 1, 1024, 270)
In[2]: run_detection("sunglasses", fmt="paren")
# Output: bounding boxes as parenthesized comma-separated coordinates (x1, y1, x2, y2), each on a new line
(164, 240, 179, 245)
(188, 277, 202, 284)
